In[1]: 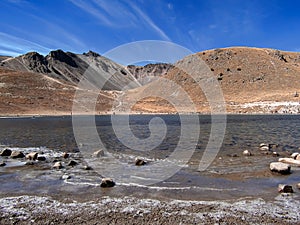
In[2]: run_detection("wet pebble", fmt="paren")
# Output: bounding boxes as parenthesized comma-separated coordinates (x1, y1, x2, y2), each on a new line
(26, 152, 38, 160)
(135, 158, 147, 166)
(0, 148, 12, 156)
(100, 178, 115, 188)
(270, 162, 291, 174)
(10, 151, 25, 159)
(37, 156, 46, 161)
(242, 150, 252, 156)
(278, 184, 293, 193)
(61, 174, 71, 180)
(93, 149, 105, 158)
(0, 161, 6, 167)
(52, 162, 63, 169)
(67, 160, 78, 167)
(291, 152, 299, 159)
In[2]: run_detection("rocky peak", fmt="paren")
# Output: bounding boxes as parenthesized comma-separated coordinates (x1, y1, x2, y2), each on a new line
(46, 49, 78, 68)
(83, 50, 101, 58)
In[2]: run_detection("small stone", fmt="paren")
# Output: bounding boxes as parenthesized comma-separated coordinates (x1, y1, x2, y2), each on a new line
(135, 158, 146, 166)
(278, 184, 293, 193)
(260, 143, 268, 147)
(297, 183, 300, 189)
(83, 165, 93, 170)
(61, 174, 71, 180)
(0, 161, 6, 167)
(270, 162, 291, 174)
(93, 149, 105, 158)
(296, 154, 300, 161)
(100, 178, 115, 188)
(0, 149, 12, 156)
(37, 156, 46, 161)
(291, 152, 299, 159)
(62, 152, 69, 159)
(67, 160, 78, 167)
(25, 152, 38, 160)
(260, 146, 269, 151)
(242, 150, 252, 156)
(52, 162, 63, 169)
(10, 151, 25, 159)
(272, 152, 280, 157)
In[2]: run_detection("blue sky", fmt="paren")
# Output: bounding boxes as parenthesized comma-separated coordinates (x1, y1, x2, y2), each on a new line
(1, 0, 300, 60)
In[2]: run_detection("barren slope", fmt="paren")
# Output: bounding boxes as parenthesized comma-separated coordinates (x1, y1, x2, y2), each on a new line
(121, 47, 300, 114)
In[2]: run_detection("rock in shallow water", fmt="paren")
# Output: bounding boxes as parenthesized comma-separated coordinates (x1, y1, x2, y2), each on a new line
(0, 161, 6, 167)
(242, 150, 252, 156)
(93, 149, 105, 158)
(100, 178, 115, 188)
(67, 160, 78, 167)
(278, 184, 293, 193)
(135, 158, 147, 166)
(0, 149, 12, 156)
(52, 162, 63, 169)
(26, 152, 38, 160)
(291, 152, 299, 159)
(10, 151, 25, 159)
(270, 162, 291, 174)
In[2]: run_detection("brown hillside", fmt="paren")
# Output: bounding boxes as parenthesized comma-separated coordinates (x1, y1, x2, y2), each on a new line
(120, 47, 300, 114)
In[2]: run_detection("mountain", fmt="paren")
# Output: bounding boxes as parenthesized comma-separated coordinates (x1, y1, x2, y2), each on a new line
(0, 50, 140, 91)
(127, 63, 173, 85)
(1, 47, 300, 115)
(120, 47, 300, 114)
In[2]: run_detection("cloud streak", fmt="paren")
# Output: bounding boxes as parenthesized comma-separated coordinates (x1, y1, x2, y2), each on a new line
(0, 32, 51, 56)
(69, 0, 171, 41)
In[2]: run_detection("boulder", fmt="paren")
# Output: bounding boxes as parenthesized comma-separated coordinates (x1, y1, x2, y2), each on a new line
(279, 158, 300, 166)
(67, 160, 78, 167)
(278, 184, 293, 193)
(37, 156, 46, 161)
(26, 152, 38, 160)
(135, 158, 147, 166)
(270, 162, 291, 174)
(0, 161, 6, 167)
(291, 152, 299, 159)
(10, 151, 25, 159)
(100, 178, 115, 188)
(61, 174, 71, 180)
(242, 150, 252, 156)
(0, 149, 12, 156)
(52, 162, 63, 169)
(62, 152, 69, 159)
(93, 149, 105, 158)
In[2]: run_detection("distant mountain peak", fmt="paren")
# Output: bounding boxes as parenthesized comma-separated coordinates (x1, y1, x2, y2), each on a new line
(83, 50, 101, 58)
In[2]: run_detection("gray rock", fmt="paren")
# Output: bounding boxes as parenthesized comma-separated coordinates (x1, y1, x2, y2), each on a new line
(61, 174, 71, 180)
(0, 149, 12, 156)
(135, 158, 147, 166)
(62, 152, 69, 159)
(52, 162, 63, 169)
(100, 178, 115, 188)
(291, 152, 299, 159)
(10, 151, 25, 159)
(26, 152, 38, 160)
(278, 184, 293, 193)
(93, 149, 105, 158)
(242, 150, 252, 156)
(67, 160, 78, 167)
(37, 156, 46, 161)
(270, 162, 291, 174)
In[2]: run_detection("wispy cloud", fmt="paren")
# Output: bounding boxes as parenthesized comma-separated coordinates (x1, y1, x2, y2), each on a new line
(69, 0, 171, 41)
(128, 2, 171, 41)
(0, 32, 51, 56)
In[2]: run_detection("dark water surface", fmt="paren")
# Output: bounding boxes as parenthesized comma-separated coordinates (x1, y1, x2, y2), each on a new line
(0, 115, 300, 201)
